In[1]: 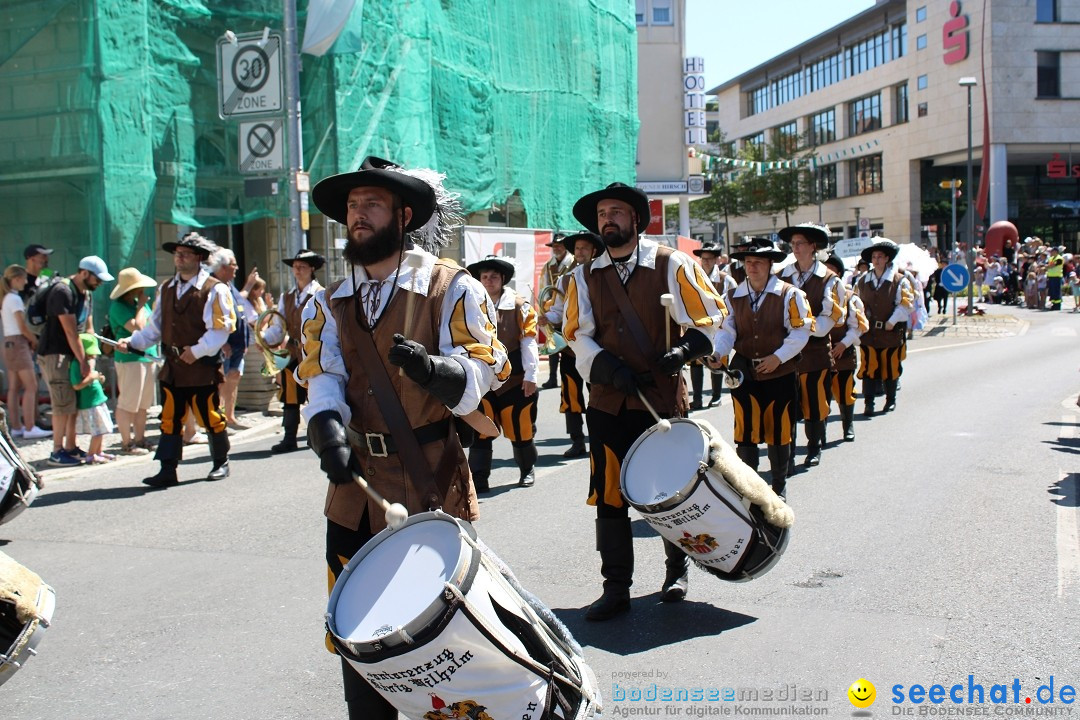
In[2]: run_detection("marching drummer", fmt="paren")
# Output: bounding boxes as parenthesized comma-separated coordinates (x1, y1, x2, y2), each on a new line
(777, 223, 845, 467)
(823, 253, 868, 442)
(709, 237, 814, 499)
(261, 249, 325, 454)
(564, 182, 725, 621)
(853, 238, 913, 416)
(466, 255, 540, 492)
(543, 232, 603, 459)
(300, 156, 508, 720)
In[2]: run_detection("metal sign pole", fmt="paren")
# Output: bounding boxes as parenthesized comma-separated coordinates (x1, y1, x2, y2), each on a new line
(283, 0, 304, 258)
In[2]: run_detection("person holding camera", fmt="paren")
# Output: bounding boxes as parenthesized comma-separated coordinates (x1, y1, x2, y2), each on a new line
(118, 233, 237, 487)
(710, 238, 813, 499)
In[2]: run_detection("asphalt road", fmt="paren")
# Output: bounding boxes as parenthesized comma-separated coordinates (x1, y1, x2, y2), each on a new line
(3, 305, 1078, 719)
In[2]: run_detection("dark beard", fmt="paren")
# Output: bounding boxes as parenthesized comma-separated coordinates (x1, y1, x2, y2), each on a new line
(601, 224, 634, 249)
(344, 223, 403, 266)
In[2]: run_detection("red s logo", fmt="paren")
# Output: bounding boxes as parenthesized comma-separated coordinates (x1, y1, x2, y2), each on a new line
(943, 1, 970, 65)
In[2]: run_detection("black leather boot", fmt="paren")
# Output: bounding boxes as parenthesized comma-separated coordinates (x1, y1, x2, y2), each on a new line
(206, 430, 230, 481)
(585, 518, 633, 621)
(767, 444, 790, 499)
(862, 380, 877, 417)
(841, 404, 856, 441)
(144, 433, 182, 488)
(542, 352, 560, 388)
(468, 439, 493, 493)
(735, 443, 759, 472)
(512, 441, 536, 487)
(708, 370, 723, 406)
(884, 379, 898, 412)
(787, 439, 798, 477)
(803, 421, 823, 467)
(564, 413, 588, 458)
(689, 363, 704, 410)
(271, 405, 301, 453)
(661, 538, 689, 602)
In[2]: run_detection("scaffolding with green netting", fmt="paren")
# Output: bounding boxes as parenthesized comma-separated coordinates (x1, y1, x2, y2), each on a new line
(0, 0, 638, 281)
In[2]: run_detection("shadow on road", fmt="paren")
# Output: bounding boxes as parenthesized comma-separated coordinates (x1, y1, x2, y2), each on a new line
(32, 483, 161, 507)
(552, 600, 756, 654)
(1048, 474, 1079, 507)
(1042, 437, 1080, 455)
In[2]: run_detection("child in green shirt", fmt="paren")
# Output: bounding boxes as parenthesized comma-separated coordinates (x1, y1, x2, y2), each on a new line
(70, 333, 114, 463)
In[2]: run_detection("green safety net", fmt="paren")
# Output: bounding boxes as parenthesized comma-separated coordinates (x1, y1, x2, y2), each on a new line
(0, 0, 637, 276)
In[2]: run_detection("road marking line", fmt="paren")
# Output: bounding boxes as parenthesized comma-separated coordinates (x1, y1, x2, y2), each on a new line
(907, 340, 988, 354)
(1057, 417, 1080, 599)
(1053, 327, 1078, 337)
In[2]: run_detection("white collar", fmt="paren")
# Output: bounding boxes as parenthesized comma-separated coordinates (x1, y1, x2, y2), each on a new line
(588, 237, 659, 273)
(295, 280, 323, 299)
(493, 287, 519, 311)
(731, 274, 784, 298)
(782, 260, 827, 280)
(173, 268, 210, 289)
(330, 247, 438, 301)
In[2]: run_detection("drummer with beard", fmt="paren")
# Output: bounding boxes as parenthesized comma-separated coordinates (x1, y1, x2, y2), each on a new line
(709, 238, 814, 499)
(544, 232, 603, 458)
(466, 255, 540, 491)
(777, 223, 845, 467)
(564, 182, 725, 621)
(300, 156, 509, 720)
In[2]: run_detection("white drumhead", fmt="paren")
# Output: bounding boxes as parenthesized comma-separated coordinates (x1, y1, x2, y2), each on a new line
(333, 518, 467, 644)
(622, 419, 709, 505)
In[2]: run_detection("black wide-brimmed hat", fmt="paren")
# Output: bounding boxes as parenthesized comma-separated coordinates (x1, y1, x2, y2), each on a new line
(572, 182, 651, 235)
(163, 232, 217, 258)
(283, 249, 326, 271)
(467, 255, 515, 283)
(860, 238, 899, 263)
(730, 236, 757, 249)
(823, 253, 846, 275)
(563, 231, 604, 256)
(730, 237, 787, 263)
(693, 242, 723, 257)
(311, 156, 436, 231)
(545, 234, 567, 248)
(778, 222, 831, 248)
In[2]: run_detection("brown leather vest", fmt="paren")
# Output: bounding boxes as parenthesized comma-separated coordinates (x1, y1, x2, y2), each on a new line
(324, 261, 477, 533)
(494, 293, 525, 396)
(729, 263, 746, 285)
(585, 246, 684, 417)
(859, 273, 904, 348)
(829, 295, 858, 372)
(794, 271, 835, 374)
(160, 276, 225, 387)
(730, 283, 798, 380)
(283, 287, 308, 363)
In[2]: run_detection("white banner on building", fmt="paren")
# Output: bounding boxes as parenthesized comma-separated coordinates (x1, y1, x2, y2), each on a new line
(462, 226, 555, 301)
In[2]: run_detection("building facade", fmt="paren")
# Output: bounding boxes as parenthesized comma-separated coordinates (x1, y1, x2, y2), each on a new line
(707, 0, 1080, 251)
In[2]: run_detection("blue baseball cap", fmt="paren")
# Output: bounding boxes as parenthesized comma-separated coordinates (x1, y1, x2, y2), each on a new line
(78, 255, 114, 282)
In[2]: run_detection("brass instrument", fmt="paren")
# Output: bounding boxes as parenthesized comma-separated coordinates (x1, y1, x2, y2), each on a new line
(536, 284, 567, 356)
(254, 308, 291, 376)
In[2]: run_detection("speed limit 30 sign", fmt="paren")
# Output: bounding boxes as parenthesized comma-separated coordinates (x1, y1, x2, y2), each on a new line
(217, 32, 283, 118)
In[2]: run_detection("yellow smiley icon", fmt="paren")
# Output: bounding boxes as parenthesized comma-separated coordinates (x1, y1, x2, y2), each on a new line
(848, 678, 876, 708)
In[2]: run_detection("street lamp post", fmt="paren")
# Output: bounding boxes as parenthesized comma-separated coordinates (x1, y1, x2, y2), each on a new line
(959, 76, 978, 316)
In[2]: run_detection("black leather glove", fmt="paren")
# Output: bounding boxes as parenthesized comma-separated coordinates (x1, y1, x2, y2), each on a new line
(388, 334, 467, 408)
(590, 350, 638, 396)
(657, 328, 714, 376)
(306, 410, 356, 486)
(388, 334, 433, 384)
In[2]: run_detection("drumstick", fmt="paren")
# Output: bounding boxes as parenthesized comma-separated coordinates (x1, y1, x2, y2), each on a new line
(94, 334, 164, 363)
(660, 293, 674, 349)
(400, 249, 425, 377)
(352, 473, 409, 530)
(636, 389, 671, 432)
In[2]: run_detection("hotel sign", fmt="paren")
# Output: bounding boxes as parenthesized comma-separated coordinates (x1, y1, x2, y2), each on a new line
(684, 56, 707, 146)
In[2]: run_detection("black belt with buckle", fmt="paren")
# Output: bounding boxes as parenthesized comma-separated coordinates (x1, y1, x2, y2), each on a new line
(348, 419, 451, 458)
(873, 321, 885, 329)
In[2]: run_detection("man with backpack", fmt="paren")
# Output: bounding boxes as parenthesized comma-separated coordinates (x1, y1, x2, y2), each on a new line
(32, 256, 114, 467)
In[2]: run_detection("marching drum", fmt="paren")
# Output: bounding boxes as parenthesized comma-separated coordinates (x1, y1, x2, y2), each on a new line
(327, 511, 601, 720)
(0, 429, 40, 527)
(0, 551, 56, 686)
(621, 419, 791, 583)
